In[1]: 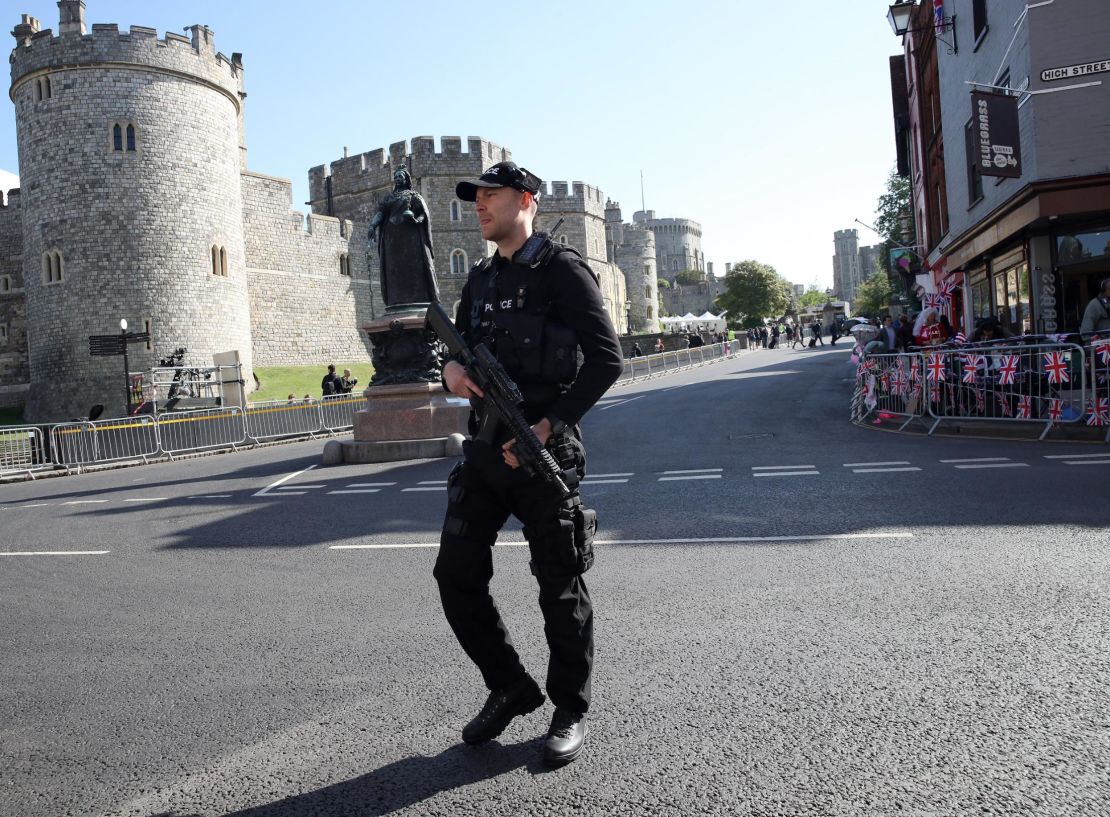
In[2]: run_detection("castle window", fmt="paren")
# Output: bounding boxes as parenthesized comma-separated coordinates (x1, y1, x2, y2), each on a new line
(111, 121, 139, 153)
(450, 201, 461, 222)
(220, 247, 228, 276)
(339, 253, 350, 276)
(113, 124, 123, 152)
(450, 249, 467, 275)
(126, 124, 137, 152)
(0, 275, 11, 294)
(0, 323, 7, 346)
(42, 251, 64, 285)
(34, 76, 52, 101)
(211, 245, 228, 276)
(144, 318, 153, 351)
(44, 76, 52, 98)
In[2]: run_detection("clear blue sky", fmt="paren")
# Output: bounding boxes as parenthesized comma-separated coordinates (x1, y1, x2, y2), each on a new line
(2, 0, 904, 290)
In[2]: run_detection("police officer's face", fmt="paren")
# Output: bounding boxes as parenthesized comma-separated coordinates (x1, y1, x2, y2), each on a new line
(474, 187, 528, 243)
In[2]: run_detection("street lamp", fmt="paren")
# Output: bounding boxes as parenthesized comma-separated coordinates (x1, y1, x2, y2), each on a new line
(886, 1, 958, 54)
(624, 301, 632, 335)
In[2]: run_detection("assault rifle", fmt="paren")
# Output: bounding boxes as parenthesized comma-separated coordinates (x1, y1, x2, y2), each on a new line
(426, 300, 572, 500)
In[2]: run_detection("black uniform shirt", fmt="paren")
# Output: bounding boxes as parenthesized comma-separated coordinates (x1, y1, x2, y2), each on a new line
(454, 245, 623, 428)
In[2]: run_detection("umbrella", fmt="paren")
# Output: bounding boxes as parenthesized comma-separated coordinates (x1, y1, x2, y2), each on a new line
(849, 324, 880, 341)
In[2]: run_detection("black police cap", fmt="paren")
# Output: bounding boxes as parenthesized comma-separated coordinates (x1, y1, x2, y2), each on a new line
(456, 161, 542, 202)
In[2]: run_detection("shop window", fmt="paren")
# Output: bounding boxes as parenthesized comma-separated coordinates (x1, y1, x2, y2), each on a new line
(992, 261, 1031, 334)
(1057, 227, 1110, 265)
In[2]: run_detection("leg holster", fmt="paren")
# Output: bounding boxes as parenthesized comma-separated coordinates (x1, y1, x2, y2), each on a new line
(525, 498, 597, 580)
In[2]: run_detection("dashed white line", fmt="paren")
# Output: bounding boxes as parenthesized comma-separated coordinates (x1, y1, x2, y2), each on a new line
(124, 497, 167, 503)
(347, 482, 397, 488)
(753, 471, 819, 477)
(402, 487, 447, 492)
(197, 494, 232, 499)
(601, 395, 646, 410)
(61, 500, 109, 505)
(953, 463, 1029, 469)
(940, 457, 1011, 463)
(843, 461, 911, 467)
(328, 489, 381, 494)
(852, 467, 922, 474)
(662, 469, 723, 474)
(1063, 460, 1110, 466)
(21, 503, 52, 508)
(581, 479, 629, 485)
(589, 473, 634, 478)
(1043, 453, 1110, 459)
(658, 474, 722, 482)
(752, 465, 815, 470)
(0, 550, 110, 556)
(254, 465, 318, 497)
(418, 480, 448, 485)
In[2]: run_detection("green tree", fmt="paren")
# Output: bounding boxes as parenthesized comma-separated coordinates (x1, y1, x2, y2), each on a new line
(674, 269, 704, 286)
(853, 269, 896, 318)
(714, 260, 791, 329)
(874, 166, 916, 303)
(656, 278, 670, 289)
(797, 288, 827, 308)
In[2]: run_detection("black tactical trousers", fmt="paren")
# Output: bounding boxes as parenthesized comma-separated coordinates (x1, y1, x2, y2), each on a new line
(434, 438, 594, 715)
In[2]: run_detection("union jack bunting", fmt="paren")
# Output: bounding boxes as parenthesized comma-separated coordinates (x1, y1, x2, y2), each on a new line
(910, 359, 922, 383)
(974, 388, 986, 413)
(925, 293, 942, 310)
(880, 372, 891, 392)
(1092, 338, 1110, 366)
(1017, 395, 1032, 418)
(1047, 398, 1064, 422)
(934, 0, 946, 29)
(1087, 397, 1110, 426)
(997, 354, 1019, 385)
(1043, 351, 1070, 384)
(938, 279, 956, 298)
(1000, 397, 1012, 417)
(930, 382, 942, 403)
(891, 370, 907, 395)
(962, 354, 984, 383)
(927, 354, 946, 382)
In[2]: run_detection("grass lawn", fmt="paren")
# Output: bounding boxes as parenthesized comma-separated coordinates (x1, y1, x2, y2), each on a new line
(251, 362, 374, 403)
(0, 406, 26, 426)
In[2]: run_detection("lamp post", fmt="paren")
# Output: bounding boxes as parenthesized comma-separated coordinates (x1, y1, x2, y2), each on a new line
(624, 301, 632, 335)
(886, 0, 958, 54)
(119, 318, 131, 415)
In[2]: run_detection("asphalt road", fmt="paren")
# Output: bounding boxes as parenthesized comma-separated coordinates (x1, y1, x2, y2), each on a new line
(2, 344, 1108, 817)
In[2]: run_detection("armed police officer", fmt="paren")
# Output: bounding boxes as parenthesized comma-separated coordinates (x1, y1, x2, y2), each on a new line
(435, 161, 622, 767)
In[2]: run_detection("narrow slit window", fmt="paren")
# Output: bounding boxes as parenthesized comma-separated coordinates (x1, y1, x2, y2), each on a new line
(219, 247, 228, 276)
(44, 76, 52, 98)
(126, 124, 136, 152)
(211, 245, 220, 276)
(450, 201, 460, 222)
(450, 249, 467, 275)
(113, 123, 123, 152)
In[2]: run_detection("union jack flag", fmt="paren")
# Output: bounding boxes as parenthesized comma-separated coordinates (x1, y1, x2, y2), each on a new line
(1000, 397, 1012, 417)
(910, 359, 921, 383)
(938, 279, 956, 298)
(925, 293, 942, 310)
(1017, 395, 1032, 418)
(974, 388, 986, 413)
(880, 372, 891, 392)
(927, 354, 946, 382)
(1047, 398, 1064, 422)
(997, 354, 1019, 385)
(930, 382, 942, 403)
(962, 354, 984, 383)
(1087, 397, 1110, 426)
(891, 370, 907, 395)
(1092, 338, 1110, 366)
(934, 0, 945, 28)
(1044, 351, 1070, 384)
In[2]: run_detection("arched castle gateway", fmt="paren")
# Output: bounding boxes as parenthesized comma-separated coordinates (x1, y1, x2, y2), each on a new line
(2, 3, 652, 422)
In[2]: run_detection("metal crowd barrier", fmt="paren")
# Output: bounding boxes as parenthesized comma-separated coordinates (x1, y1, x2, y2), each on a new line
(158, 406, 247, 455)
(617, 341, 744, 385)
(0, 426, 52, 478)
(852, 337, 1108, 440)
(319, 393, 364, 432)
(244, 399, 323, 442)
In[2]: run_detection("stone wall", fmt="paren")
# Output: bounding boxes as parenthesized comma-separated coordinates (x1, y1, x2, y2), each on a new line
(0, 190, 28, 408)
(241, 171, 372, 366)
(632, 210, 705, 280)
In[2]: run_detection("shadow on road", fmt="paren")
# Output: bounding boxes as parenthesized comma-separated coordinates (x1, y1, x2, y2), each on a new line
(150, 739, 549, 817)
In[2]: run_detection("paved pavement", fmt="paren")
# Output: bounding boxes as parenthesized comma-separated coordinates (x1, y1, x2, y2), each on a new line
(2, 345, 1108, 816)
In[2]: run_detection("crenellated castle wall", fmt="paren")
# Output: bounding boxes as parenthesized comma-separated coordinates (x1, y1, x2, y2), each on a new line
(241, 171, 373, 366)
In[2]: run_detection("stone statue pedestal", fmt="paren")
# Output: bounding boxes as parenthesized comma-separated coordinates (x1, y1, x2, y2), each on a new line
(326, 315, 470, 464)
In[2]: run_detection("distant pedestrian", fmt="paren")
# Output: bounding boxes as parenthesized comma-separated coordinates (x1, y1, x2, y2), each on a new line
(630, 343, 643, 358)
(1080, 277, 1110, 335)
(337, 368, 359, 394)
(653, 338, 665, 354)
(791, 325, 805, 349)
(321, 364, 339, 396)
(812, 321, 824, 347)
(769, 324, 780, 349)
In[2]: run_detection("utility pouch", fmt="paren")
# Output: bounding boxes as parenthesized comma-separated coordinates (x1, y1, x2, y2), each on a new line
(541, 321, 581, 384)
(572, 505, 597, 573)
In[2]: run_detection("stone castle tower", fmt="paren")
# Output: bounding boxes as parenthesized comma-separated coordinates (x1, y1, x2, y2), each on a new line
(605, 201, 659, 334)
(10, 2, 254, 419)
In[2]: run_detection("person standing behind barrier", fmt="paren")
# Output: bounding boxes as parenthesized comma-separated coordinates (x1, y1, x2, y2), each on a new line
(880, 315, 900, 352)
(630, 343, 643, 358)
(437, 160, 622, 767)
(1080, 277, 1110, 335)
(653, 338, 665, 354)
(337, 368, 359, 394)
(321, 364, 339, 396)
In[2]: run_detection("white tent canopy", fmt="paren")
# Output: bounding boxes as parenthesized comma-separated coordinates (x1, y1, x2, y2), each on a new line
(659, 311, 728, 333)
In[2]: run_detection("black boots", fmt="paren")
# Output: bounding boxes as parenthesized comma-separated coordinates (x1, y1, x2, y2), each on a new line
(461, 678, 545, 745)
(542, 708, 587, 767)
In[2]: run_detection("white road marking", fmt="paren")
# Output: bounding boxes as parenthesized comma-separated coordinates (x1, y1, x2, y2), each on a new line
(278, 484, 324, 489)
(329, 532, 915, 551)
(753, 471, 819, 477)
(662, 468, 723, 474)
(21, 503, 52, 508)
(0, 550, 110, 556)
(1063, 460, 1110, 466)
(581, 479, 629, 484)
(328, 489, 381, 494)
(1044, 453, 1110, 459)
(197, 494, 233, 499)
(62, 500, 109, 505)
(124, 497, 167, 503)
(953, 463, 1029, 469)
(589, 473, 634, 478)
(402, 487, 447, 492)
(658, 474, 722, 481)
(843, 461, 911, 467)
(254, 465, 318, 497)
(418, 480, 448, 485)
(752, 465, 815, 470)
(601, 395, 646, 410)
(347, 482, 396, 488)
(852, 467, 922, 474)
(940, 457, 1010, 463)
